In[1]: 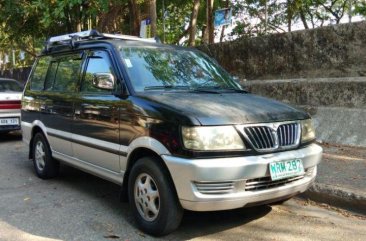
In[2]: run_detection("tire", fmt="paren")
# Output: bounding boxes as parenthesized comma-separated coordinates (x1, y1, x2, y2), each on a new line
(32, 132, 59, 179)
(128, 156, 183, 236)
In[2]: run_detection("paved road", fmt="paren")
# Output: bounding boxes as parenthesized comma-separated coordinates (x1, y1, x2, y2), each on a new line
(0, 132, 365, 241)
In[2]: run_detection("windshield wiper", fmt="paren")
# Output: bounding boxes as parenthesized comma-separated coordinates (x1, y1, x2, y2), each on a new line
(193, 86, 248, 94)
(144, 85, 190, 91)
(219, 87, 249, 93)
(192, 87, 221, 94)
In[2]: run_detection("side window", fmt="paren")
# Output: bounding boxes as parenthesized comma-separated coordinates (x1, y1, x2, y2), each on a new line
(52, 55, 82, 92)
(30, 56, 51, 91)
(81, 50, 115, 93)
(44, 61, 58, 91)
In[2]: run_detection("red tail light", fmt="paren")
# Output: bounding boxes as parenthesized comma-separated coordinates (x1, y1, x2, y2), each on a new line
(0, 100, 21, 109)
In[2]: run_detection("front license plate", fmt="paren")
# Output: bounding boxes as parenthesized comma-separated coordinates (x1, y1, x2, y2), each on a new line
(0, 118, 19, 126)
(269, 159, 304, 181)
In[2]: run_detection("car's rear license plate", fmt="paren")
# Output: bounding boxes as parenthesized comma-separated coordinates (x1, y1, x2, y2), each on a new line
(0, 118, 19, 126)
(269, 159, 304, 181)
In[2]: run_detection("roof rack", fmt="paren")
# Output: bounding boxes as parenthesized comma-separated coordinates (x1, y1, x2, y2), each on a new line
(44, 29, 159, 53)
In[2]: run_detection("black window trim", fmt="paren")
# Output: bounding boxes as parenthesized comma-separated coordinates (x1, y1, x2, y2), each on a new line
(45, 51, 85, 93)
(79, 48, 118, 95)
(29, 56, 51, 91)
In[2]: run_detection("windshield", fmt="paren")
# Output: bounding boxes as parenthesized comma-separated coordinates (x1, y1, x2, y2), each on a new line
(0, 80, 23, 92)
(120, 47, 241, 92)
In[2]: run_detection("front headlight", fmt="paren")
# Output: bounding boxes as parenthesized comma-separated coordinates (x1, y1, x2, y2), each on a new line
(301, 119, 316, 142)
(182, 126, 245, 151)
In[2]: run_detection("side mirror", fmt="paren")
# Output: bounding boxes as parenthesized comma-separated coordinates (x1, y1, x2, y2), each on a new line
(92, 73, 115, 90)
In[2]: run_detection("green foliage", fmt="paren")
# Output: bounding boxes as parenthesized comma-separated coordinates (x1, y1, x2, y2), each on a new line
(355, 1, 366, 16)
(0, 0, 365, 69)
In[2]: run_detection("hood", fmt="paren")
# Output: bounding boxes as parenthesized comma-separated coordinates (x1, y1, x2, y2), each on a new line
(138, 92, 309, 125)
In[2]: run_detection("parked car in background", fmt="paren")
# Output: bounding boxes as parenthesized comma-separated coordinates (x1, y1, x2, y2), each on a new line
(0, 78, 23, 134)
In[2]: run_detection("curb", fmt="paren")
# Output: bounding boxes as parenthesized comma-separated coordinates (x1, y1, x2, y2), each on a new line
(299, 183, 366, 215)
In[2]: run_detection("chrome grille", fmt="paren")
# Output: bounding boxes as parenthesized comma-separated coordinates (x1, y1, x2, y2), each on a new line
(194, 181, 234, 194)
(245, 175, 304, 191)
(244, 126, 276, 150)
(241, 122, 300, 151)
(277, 123, 299, 147)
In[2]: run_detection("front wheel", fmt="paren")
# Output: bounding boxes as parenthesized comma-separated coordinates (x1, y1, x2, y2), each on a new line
(128, 157, 183, 236)
(32, 132, 59, 179)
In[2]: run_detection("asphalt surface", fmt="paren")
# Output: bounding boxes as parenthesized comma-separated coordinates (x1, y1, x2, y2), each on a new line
(0, 132, 365, 241)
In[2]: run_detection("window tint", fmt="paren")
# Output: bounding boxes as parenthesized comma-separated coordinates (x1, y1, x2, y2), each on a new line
(44, 61, 58, 90)
(81, 51, 115, 93)
(30, 56, 51, 91)
(0, 80, 23, 92)
(52, 55, 82, 92)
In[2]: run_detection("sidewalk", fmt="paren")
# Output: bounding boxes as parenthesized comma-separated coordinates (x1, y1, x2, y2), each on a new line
(300, 143, 366, 215)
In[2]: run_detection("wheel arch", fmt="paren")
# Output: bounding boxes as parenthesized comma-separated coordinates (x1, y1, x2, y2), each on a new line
(28, 121, 48, 159)
(120, 146, 178, 202)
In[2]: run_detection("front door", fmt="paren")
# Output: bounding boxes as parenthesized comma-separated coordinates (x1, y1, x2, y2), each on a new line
(72, 50, 120, 173)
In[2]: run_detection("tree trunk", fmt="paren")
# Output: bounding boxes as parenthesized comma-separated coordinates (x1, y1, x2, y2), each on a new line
(74, 5, 82, 32)
(149, 0, 157, 37)
(220, 0, 229, 42)
(129, 0, 141, 36)
(188, 0, 201, 46)
(299, 7, 309, 29)
(202, 25, 208, 44)
(287, 0, 292, 32)
(207, 0, 214, 44)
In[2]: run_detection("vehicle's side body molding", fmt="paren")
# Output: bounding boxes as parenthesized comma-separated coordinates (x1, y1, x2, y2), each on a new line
(21, 120, 172, 185)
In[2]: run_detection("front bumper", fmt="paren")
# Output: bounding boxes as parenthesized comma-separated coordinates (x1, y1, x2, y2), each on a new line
(162, 143, 322, 211)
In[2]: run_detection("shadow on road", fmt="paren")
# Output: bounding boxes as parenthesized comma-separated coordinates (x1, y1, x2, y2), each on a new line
(56, 165, 272, 239)
(0, 140, 274, 240)
(0, 131, 22, 142)
(174, 205, 272, 239)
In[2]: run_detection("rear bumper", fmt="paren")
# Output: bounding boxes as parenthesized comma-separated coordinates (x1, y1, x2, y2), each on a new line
(162, 143, 322, 211)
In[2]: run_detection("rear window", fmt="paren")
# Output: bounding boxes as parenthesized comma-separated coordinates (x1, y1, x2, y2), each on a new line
(30, 56, 51, 91)
(0, 80, 23, 92)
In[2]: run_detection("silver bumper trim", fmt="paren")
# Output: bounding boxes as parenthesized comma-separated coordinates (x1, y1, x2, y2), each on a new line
(162, 143, 322, 211)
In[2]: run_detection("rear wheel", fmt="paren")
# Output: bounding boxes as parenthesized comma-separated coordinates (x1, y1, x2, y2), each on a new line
(128, 157, 183, 236)
(32, 132, 59, 179)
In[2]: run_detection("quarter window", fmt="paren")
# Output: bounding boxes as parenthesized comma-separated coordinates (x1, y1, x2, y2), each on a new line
(30, 56, 51, 91)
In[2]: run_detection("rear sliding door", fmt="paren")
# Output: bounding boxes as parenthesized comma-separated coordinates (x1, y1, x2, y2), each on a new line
(39, 53, 83, 156)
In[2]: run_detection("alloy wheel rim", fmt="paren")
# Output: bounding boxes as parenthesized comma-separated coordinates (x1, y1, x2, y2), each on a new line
(35, 141, 46, 171)
(134, 173, 160, 222)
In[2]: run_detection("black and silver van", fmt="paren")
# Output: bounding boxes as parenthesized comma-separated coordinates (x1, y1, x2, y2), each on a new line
(21, 30, 322, 236)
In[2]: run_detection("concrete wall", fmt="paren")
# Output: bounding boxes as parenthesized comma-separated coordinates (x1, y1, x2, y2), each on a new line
(198, 21, 366, 80)
(241, 77, 366, 108)
(241, 78, 366, 147)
